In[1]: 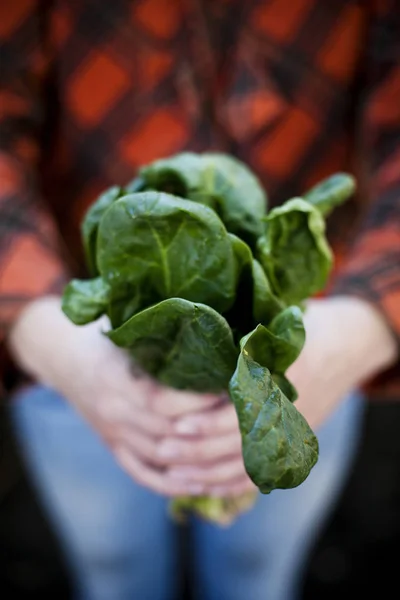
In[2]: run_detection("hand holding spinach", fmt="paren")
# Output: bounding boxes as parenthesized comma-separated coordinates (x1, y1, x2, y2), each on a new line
(62, 151, 355, 523)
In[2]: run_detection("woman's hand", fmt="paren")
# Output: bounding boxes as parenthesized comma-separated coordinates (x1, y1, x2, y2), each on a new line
(8, 296, 221, 497)
(161, 295, 398, 496)
(159, 399, 256, 497)
(9, 294, 396, 500)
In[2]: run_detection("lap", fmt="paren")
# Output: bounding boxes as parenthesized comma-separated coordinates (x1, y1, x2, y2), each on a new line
(10, 385, 179, 600)
(9, 385, 364, 600)
(191, 392, 364, 600)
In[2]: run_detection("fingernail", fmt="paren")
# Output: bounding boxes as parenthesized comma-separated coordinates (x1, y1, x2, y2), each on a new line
(175, 420, 199, 435)
(158, 442, 180, 458)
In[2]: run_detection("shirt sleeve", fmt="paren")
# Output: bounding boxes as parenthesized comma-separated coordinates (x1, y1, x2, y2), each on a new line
(330, 2, 400, 349)
(0, 2, 68, 395)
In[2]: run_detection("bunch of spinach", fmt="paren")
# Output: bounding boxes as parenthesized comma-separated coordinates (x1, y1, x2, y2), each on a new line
(62, 152, 355, 524)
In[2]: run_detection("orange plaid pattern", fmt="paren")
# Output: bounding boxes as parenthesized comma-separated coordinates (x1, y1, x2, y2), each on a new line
(1, 0, 399, 399)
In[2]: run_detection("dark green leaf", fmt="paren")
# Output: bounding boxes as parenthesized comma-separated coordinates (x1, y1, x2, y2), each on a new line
(251, 259, 284, 324)
(81, 186, 123, 275)
(229, 348, 318, 493)
(239, 306, 305, 375)
(304, 173, 356, 217)
(268, 306, 305, 368)
(96, 192, 238, 317)
(272, 373, 298, 403)
(61, 277, 111, 325)
(137, 152, 267, 245)
(138, 152, 206, 199)
(201, 153, 267, 244)
(108, 298, 238, 392)
(226, 234, 283, 335)
(257, 198, 332, 304)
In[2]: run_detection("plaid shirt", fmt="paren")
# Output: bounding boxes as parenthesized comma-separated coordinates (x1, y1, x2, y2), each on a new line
(0, 0, 399, 400)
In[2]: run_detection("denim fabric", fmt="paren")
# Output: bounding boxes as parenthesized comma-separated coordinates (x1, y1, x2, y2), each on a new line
(10, 386, 363, 600)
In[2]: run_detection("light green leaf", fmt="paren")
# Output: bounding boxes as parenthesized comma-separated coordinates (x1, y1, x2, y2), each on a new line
(303, 173, 356, 217)
(61, 277, 111, 325)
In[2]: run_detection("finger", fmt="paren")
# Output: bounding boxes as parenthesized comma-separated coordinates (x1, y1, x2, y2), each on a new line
(149, 387, 221, 418)
(207, 476, 256, 497)
(174, 402, 239, 436)
(157, 431, 242, 464)
(114, 446, 204, 497)
(115, 406, 175, 438)
(96, 376, 156, 421)
(109, 427, 164, 467)
(168, 457, 247, 485)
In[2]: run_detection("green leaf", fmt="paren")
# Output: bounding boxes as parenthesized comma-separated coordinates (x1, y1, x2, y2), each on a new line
(271, 373, 298, 403)
(81, 186, 123, 275)
(124, 176, 146, 193)
(201, 153, 267, 245)
(107, 298, 238, 392)
(303, 173, 356, 217)
(61, 277, 111, 325)
(239, 306, 305, 375)
(137, 152, 267, 245)
(268, 306, 306, 368)
(96, 192, 238, 320)
(138, 152, 206, 199)
(251, 258, 284, 324)
(229, 347, 318, 493)
(257, 198, 332, 304)
(226, 234, 283, 336)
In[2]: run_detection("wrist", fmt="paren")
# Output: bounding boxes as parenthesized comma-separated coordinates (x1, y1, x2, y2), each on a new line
(8, 296, 63, 383)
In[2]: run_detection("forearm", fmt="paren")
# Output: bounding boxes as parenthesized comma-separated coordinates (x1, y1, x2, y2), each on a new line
(289, 295, 398, 430)
(323, 295, 398, 380)
(8, 295, 104, 389)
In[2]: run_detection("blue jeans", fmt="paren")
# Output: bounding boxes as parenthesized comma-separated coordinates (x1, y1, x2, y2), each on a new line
(9, 386, 363, 600)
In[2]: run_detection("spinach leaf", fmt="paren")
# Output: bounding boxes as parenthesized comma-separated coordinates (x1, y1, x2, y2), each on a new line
(240, 306, 305, 374)
(303, 173, 356, 217)
(201, 153, 267, 244)
(108, 298, 238, 392)
(81, 186, 123, 275)
(229, 336, 318, 493)
(138, 152, 207, 201)
(96, 191, 238, 319)
(61, 150, 355, 523)
(256, 198, 332, 305)
(227, 233, 283, 335)
(124, 176, 146, 193)
(251, 258, 284, 325)
(61, 277, 111, 325)
(271, 373, 298, 403)
(137, 152, 267, 245)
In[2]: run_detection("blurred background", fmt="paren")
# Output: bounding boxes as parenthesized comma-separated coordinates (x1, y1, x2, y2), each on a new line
(1, 0, 400, 598)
